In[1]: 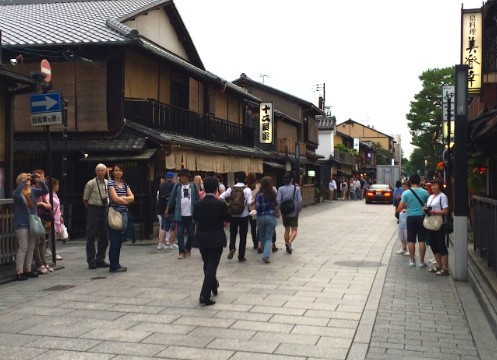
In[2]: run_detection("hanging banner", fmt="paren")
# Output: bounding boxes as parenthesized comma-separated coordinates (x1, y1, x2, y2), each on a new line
(461, 9, 482, 95)
(259, 102, 273, 144)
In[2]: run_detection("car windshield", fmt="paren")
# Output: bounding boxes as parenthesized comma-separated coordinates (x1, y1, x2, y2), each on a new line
(370, 184, 390, 190)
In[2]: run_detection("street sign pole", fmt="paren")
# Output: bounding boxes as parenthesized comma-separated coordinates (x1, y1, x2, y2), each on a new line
(62, 99, 68, 243)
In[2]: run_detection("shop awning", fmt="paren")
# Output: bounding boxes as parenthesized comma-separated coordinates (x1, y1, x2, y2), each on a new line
(263, 161, 286, 170)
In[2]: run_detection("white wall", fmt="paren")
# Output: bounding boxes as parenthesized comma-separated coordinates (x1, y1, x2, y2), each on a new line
(317, 130, 334, 159)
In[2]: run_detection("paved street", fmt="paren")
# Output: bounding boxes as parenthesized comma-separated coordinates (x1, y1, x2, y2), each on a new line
(0, 200, 496, 359)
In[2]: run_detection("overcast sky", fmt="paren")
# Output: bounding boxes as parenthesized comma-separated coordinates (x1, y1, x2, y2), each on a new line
(175, 0, 484, 157)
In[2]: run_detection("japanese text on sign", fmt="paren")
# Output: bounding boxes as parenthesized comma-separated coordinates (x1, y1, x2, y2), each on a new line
(259, 102, 273, 144)
(31, 112, 62, 127)
(461, 10, 482, 95)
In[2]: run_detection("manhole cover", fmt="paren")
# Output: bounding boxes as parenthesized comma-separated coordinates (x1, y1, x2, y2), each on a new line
(44, 285, 75, 291)
(334, 261, 384, 268)
(90, 276, 107, 280)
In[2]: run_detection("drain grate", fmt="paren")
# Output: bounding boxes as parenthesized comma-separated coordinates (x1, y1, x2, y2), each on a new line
(334, 261, 384, 268)
(44, 285, 75, 291)
(90, 276, 107, 280)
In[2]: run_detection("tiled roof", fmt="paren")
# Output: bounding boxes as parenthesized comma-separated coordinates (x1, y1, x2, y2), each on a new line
(125, 121, 276, 159)
(0, 0, 167, 46)
(14, 137, 147, 152)
(317, 115, 336, 130)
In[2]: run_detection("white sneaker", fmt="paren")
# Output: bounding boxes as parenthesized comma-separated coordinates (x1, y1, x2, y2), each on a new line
(55, 254, 63, 260)
(409, 259, 416, 267)
(157, 243, 166, 250)
(403, 250, 410, 256)
(429, 259, 437, 264)
(396, 248, 406, 254)
(418, 262, 428, 268)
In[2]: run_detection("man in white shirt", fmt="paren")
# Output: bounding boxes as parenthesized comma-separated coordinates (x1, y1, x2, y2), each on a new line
(220, 171, 252, 262)
(328, 178, 337, 201)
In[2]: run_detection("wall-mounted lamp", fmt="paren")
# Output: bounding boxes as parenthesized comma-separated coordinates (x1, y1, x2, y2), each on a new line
(9, 54, 23, 66)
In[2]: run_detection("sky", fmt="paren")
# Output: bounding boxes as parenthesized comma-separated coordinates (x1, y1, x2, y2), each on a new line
(174, 0, 484, 158)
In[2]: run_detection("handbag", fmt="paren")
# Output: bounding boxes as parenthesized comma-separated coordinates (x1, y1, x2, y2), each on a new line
(423, 214, 443, 231)
(29, 214, 46, 238)
(108, 206, 123, 230)
(56, 224, 69, 240)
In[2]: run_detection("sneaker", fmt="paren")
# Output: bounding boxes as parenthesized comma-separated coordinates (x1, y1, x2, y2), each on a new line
(396, 248, 406, 254)
(403, 250, 410, 256)
(409, 259, 416, 267)
(157, 243, 166, 250)
(55, 254, 63, 260)
(46, 265, 54, 272)
(418, 262, 428, 268)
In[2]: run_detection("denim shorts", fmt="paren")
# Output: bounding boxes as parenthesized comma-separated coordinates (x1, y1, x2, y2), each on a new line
(161, 214, 174, 231)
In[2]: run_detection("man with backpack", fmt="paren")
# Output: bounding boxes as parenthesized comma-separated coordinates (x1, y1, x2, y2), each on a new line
(277, 172, 302, 254)
(219, 171, 252, 262)
(157, 172, 176, 250)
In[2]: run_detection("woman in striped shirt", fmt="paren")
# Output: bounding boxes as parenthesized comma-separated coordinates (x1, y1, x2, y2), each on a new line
(108, 164, 134, 273)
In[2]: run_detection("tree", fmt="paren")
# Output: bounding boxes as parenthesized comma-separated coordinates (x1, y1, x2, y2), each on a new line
(406, 67, 454, 177)
(371, 142, 391, 165)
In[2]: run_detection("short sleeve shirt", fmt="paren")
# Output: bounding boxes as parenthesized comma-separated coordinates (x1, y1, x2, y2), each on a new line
(401, 187, 430, 217)
(83, 178, 108, 206)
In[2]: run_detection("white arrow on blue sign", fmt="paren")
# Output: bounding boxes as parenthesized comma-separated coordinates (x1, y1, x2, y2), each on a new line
(30, 92, 63, 127)
(30, 93, 61, 114)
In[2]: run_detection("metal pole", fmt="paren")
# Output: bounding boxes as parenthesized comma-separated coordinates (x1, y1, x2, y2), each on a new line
(62, 99, 68, 243)
(45, 124, 56, 265)
(452, 64, 469, 281)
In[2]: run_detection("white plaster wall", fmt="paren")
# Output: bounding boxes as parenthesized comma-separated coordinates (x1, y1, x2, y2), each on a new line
(317, 131, 334, 158)
(125, 9, 189, 60)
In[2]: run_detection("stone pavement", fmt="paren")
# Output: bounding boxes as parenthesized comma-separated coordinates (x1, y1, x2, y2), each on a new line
(0, 200, 496, 360)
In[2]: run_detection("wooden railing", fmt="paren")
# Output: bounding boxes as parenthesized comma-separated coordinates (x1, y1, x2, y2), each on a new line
(472, 195, 497, 273)
(277, 139, 306, 155)
(332, 149, 356, 165)
(0, 199, 16, 265)
(124, 98, 254, 147)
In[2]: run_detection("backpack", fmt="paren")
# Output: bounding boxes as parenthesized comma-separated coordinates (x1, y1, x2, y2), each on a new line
(158, 182, 175, 214)
(227, 186, 247, 215)
(280, 186, 296, 215)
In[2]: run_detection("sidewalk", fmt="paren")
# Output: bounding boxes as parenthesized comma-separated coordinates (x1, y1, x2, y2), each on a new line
(0, 200, 495, 359)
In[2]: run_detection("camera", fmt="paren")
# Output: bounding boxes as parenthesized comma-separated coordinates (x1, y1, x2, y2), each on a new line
(30, 173, 39, 182)
(423, 206, 432, 215)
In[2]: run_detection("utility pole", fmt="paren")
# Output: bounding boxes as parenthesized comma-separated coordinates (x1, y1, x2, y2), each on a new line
(314, 83, 326, 111)
(259, 74, 270, 84)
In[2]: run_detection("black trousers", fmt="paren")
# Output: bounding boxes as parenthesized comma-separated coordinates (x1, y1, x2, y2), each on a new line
(199, 247, 223, 299)
(229, 216, 249, 260)
(86, 205, 109, 264)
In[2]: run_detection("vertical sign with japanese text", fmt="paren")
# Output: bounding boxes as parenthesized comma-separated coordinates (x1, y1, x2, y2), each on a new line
(442, 85, 455, 142)
(259, 102, 273, 144)
(461, 9, 482, 95)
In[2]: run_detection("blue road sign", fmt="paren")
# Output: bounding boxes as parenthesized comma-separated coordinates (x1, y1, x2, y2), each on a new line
(30, 93, 62, 114)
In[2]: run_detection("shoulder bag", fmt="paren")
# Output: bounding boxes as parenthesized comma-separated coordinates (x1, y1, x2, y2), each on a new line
(107, 182, 125, 230)
(29, 214, 46, 238)
(412, 191, 443, 231)
(280, 185, 296, 215)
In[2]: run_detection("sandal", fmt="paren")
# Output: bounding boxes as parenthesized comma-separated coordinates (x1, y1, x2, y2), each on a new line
(428, 267, 440, 273)
(37, 266, 49, 275)
(436, 269, 449, 276)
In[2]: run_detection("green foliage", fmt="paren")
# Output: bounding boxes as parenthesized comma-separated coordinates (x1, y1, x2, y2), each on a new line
(406, 67, 454, 176)
(334, 143, 357, 155)
(370, 142, 391, 165)
(405, 147, 426, 176)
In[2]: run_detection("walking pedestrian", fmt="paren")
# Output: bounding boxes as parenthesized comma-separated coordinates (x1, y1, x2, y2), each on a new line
(277, 172, 302, 254)
(220, 171, 252, 262)
(166, 168, 199, 259)
(246, 172, 260, 251)
(83, 163, 110, 269)
(157, 172, 176, 250)
(193, 176, 231, 306)
(340, 178, 348, 201)
(107, 164, 134, 272)
(255, 176, 279, 263)
(328, 177, 337, 201)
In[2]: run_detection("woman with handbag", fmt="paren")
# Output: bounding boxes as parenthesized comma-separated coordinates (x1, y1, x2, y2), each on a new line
(107, 164, 134, 273)
(425, 179, 450, 276)
(12, 172, 48, 281)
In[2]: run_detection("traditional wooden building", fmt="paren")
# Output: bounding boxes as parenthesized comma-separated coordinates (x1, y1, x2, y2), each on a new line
(0, 0, 272, 237)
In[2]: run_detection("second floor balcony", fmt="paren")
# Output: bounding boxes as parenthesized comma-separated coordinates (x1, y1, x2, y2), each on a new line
(124, 98, 254, 147)
(277, 138, 306, 156)
(333, 149, 356, 166)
